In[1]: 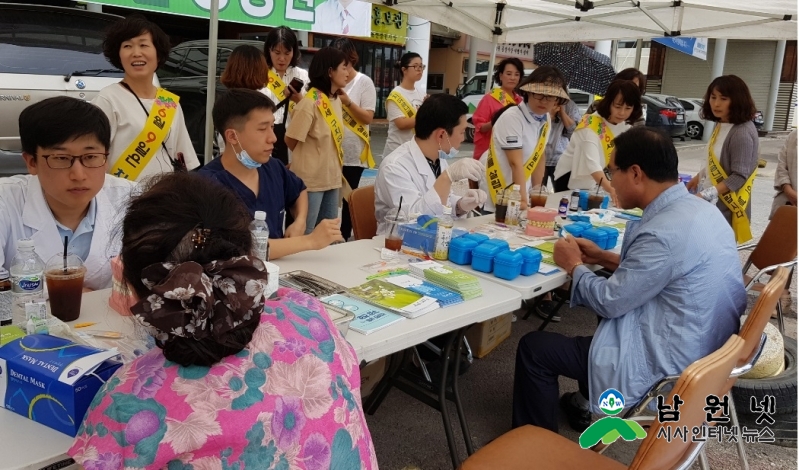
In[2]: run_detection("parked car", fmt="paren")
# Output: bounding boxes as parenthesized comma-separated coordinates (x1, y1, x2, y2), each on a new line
(0, 3, 126, 176)
(642, 94, 687, 138)
(457, 71, 593, 142)
(159, 39, 315, 161)
(679, 97, 765, 139)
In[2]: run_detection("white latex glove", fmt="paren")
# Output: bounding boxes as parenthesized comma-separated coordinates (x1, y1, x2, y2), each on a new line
(457, 189, 488, 212)
(445, 158, 483, 183)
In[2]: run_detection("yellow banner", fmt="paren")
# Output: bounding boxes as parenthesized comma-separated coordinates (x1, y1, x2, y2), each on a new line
(575, 115, 616, 166)
(370, 5, 408, 45)
(485, 120, 549, 203)
(491, 88, 517, 106)
(342, 105, 375, 168)
(708, 125, 756, 243)
(266, 69, 296, 113)
(307, 88, 344, 165)
(109, 88, 179, 180)
(386, 89, 416, 118)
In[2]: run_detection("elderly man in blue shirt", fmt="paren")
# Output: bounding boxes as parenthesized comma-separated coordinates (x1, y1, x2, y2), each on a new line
(512, 126, 746, 433)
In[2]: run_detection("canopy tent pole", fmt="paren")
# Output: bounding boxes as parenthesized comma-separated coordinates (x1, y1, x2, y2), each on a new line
(703, 39, 728, 143)
(483, 2, 504, 94)
(204, 0, 220, 164)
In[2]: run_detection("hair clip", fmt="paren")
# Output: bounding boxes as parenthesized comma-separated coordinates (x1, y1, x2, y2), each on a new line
(191, 228, 211, 250)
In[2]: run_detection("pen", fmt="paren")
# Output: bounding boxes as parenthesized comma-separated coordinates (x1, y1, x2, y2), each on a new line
(73, 322, 98, 329)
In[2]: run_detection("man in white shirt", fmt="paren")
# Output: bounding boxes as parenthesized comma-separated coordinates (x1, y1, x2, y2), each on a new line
(312, 0, 371, 37)
(0, 97, 135, 291)
(374, 94, 487, 234)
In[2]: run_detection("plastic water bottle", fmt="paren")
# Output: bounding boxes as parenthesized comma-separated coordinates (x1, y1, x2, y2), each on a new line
(10, 239, 45, 326)
(505, 184, 522, 226)
(250, 211, 270, 262)
(433, 206, 454, 260)
(0, 268, 11, 326)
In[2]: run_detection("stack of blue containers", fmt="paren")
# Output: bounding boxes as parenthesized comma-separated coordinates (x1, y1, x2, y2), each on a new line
(447, 236, 543, 281)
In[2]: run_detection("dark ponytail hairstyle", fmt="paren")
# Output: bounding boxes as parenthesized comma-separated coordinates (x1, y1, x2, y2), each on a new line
(121, 172, 259, 367)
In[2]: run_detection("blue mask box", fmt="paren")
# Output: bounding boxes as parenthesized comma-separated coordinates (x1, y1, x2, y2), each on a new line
(397, 216, 467, 253)
(0, 334, 122, 436)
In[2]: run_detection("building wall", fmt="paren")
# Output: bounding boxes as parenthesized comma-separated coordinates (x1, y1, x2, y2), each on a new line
(429, 48, 466, 95)
(661, 39, 777, 110)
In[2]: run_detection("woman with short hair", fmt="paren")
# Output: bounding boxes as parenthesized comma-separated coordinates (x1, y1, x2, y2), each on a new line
(471, 58, 525, 160)
(94, 14, 199, 180)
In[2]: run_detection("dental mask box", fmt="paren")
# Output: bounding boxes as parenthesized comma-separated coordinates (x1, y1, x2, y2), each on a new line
(0, 334, 121, 436)
(398, 215, 467, 252)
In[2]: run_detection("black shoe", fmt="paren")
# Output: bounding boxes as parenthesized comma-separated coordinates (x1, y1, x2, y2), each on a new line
(535, 300, 561, 322)
(559, 392, 592, 432)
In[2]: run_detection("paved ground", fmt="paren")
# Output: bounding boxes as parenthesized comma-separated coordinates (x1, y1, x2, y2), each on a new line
(362, 129, 797, 469)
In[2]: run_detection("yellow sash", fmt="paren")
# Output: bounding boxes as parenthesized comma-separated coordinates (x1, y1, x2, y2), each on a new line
(485, 119, 549, 203)
(341, 104, 375, 168)
(266, 69, 296, 113)
(708, 124, 756, 243)
(307, 88, 344, 165)
(109, 88, 179, 180)
(575, 115, 616, 166)
(386, 89, 416, 118)
(491, 88, 517, 106)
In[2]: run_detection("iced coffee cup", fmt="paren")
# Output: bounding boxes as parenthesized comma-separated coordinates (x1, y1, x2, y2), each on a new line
(384, 212, 407, 251)
(529, 186, 550, 208)
(45, 253, 86, 322)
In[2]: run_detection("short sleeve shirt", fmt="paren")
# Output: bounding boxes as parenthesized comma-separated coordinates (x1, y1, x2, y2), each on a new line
(382, 86, 425, 157)
(286, 95, 343, 192)
(490, 104, 550, 186)
(342, 73, 377, 168)
(199, 157, 306, 238)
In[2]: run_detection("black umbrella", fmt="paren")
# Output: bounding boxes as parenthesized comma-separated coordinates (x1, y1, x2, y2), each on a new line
(532, 42, 618, 96)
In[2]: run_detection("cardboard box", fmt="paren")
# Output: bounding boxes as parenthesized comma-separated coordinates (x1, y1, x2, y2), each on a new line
(0, 334, 121, 436)
(360, 356, 387, 398)
(466, 313, 513, 358)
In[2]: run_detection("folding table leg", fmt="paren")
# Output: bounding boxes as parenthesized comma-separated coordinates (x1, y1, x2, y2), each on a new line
(451, 327, 475, 455)
(364, 350, 407, 415)
(437, 330, 461, 469)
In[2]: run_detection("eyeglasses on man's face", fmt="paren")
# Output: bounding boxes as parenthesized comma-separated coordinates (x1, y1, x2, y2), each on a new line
(603, 166, 623, 181)
(529, 93, 559, 103)
(37, 153, 109, 169)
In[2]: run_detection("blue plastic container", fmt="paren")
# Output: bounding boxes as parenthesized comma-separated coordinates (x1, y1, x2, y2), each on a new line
(462, 233, 490, 244)
(579, 190, 589, 210)
(471, 241, 509, 273)
(448, 237, 478, 265)
(601, 195, 610, 209)
(494, 250, 524, 280)
(516, 247, 542, 276)
(582, 228, 610, 250)
(596, 226, 620, 249)
(563, 222, 592, 237)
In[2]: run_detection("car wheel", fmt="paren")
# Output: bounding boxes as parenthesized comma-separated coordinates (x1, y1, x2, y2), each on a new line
(732, 335, 797, 416)
(465, 125, 475, 143)
(686, 122, 704, 139)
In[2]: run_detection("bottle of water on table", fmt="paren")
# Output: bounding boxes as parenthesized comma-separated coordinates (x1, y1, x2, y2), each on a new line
(10, 239, 46, 329)
(250, 211, 270, 262)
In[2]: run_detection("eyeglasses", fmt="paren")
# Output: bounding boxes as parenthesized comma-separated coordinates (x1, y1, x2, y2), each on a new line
(529, 93, 559, 103)
(37, 153, 109, 169)
(603, 166, 622, 181)
(407, 64, 426, 71)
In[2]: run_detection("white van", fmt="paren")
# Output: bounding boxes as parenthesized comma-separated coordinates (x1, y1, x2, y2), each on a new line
(456, 71, 594, 142)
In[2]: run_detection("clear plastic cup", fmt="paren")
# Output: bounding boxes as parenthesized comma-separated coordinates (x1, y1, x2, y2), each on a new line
(384, 212, 408, 251)
(45, 253, 85, 322)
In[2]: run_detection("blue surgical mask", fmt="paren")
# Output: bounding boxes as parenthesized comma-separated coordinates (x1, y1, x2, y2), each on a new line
(438, 134, 459, 160)
(232, 132, 261, 169)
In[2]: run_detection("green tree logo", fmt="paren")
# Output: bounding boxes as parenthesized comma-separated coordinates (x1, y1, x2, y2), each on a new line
(579, 388, 647, 449)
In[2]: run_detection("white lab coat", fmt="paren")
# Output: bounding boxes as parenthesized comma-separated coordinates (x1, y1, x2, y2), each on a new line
(374, 139, 463, 235)
(0, 175, 135, 290)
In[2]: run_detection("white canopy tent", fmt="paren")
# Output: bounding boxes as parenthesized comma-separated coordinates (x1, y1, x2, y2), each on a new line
(365, 0, 797, 43)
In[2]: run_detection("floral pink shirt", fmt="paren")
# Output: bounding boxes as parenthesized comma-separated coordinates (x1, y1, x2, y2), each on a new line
(69, 288, 378, 470)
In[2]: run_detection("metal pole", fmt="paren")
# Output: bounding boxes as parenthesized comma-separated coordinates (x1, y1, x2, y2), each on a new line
(484, 37, 498, 94)
(203, 0, 220, 164)
(634, 39, 643, 70)
(467, 36, 478, 81)
(764, 40, 787, 132)
(703, 39, 727, 142)
(610, 40, 618, 69)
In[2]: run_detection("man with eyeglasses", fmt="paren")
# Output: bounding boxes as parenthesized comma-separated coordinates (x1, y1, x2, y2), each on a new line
(480, 66, 570, 212)
(0, 97, 135, 291)
(513, 126, 745, 435)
